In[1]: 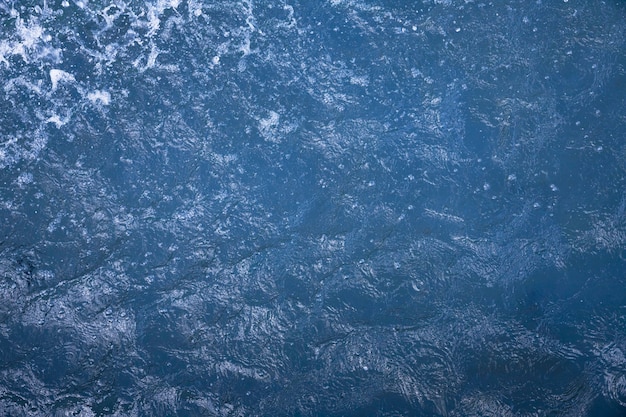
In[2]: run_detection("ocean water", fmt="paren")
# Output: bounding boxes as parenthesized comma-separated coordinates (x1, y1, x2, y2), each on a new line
(0, 0, 625, 416)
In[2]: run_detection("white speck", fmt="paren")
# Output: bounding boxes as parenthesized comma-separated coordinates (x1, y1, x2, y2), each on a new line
(87, 90, 111, 105)
(61, 0, 69, 6)
(194, 8, 202, 16)
(212, 56, 220, 65)
(533, 202, 541, 208)
(483, 182, 490, 191)
(507, 174, 517, 181)
(550, 184, 558, 192)
(596, 146, 603, 152)
(412, 25, 417, 31)
(455, 27, 461, 33)
(362, 366, 368, 371)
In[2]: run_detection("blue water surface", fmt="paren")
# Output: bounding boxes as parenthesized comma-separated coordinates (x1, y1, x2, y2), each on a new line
(1, 0, 625, 416)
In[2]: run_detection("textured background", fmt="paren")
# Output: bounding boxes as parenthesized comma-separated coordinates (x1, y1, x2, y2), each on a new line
(1, 0, 625, 415)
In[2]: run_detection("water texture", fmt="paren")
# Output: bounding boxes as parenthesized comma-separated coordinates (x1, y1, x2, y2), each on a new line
(0, 0, 625, 416)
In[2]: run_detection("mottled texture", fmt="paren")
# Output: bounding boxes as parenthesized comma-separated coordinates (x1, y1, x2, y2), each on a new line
(0, 0, 625, 416)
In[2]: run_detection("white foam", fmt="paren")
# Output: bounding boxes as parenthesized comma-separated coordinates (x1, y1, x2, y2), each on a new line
(259, 111, 279, 131)
(239, 34, 252, 55)
(16, 172, 34, 187)
(283, 5, 296, 28)
(49, 69, 75, 90)
(350, 75, 369, 86)
(145, 0, 182, 36)
(146, 44, 159, 69)
(258, 111, 282, 143)
(46, 114, 69, 128)
(24, 132, 48, 161)
(17, 19, 44, 50)
(146, 8, 161, 35)
(9, 18, 47, 63)
(87, 90, 111, 105)
(0, 41, 10, 67)
(424, 208, 464, 223)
